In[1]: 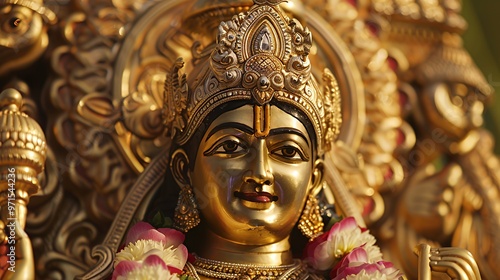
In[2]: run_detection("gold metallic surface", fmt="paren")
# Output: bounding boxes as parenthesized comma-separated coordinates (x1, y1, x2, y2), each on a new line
(188, 257, 309, 279)
(0, 89, 47, 280)
(187, 105, 316, 264)
(415, 244, 482, 280)
(161, 2, 342, 153)
(253, 105, 271, 138)
(0, 0, 498, 279)
(359, 0, 499, 278)
(0, 0, 56, 76)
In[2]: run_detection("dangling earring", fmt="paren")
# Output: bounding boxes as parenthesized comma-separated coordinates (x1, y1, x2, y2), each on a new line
(298, 194, 324, 240)
(171, 149, 200, 233)
(174, 185, 200, 233)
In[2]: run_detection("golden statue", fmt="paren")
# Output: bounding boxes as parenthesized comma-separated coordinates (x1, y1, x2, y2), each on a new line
(80, 1, 364, 278)
(0, 0, 497, 279)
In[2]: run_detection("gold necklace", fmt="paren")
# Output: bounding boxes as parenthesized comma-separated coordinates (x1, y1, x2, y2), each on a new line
(185, 256, 310, 280)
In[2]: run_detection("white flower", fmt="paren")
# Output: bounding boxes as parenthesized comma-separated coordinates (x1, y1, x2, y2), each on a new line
(306, 217, 383, 270)
(115, 239, 186, 269)
(115, 264, 177, 280)
(112, 222, 189, 280)
(344, 270, 391, 280)
(331, 248, 402, 280)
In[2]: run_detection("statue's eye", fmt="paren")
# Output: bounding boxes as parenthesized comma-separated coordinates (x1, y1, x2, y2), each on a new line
(218, 140, 241, 153)
(210, 139, 246, 155)
(281, 147, 297, 157)
(204, 136, 248, 157)
(271, 145, 307, 161)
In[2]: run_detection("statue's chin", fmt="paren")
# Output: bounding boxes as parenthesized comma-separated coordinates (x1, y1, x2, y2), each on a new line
(203, 207, 295, 246)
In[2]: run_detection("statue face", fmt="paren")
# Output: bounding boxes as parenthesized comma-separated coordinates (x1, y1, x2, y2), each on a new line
(190, 105, 317, 245)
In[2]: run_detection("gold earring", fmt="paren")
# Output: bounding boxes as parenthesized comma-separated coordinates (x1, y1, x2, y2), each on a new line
(174, 185, 200, 233)
(298, 194, 324, 240)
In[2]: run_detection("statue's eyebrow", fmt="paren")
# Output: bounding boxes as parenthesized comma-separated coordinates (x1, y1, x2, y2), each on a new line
(206, 122, 254, 141)
(269, 128, 309, 146)
(206, 123, 309, 146)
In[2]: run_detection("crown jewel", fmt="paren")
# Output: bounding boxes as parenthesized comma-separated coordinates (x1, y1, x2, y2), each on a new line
(163, 0, 341, 153)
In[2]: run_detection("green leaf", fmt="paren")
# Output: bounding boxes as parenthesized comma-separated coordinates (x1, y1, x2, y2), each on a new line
(151, 211, 163, 228)
(150, 211, 175, 228)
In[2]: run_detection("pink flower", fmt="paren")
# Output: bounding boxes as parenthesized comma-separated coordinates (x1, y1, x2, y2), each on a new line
(113, 255, 177, 280)
(331, 248, 402, 280)
(125, 221, 185, 248)
(112, 222, 188, 279)
(330, 247, 369, 278)
(305, 217, 382, 271)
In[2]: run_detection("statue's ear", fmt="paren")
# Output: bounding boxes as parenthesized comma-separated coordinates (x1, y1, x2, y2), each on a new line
(310, 158, 324, 195)
(170, 148, 191, 186)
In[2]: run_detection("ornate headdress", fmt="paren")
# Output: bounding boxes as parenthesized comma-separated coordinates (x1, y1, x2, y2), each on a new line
(163, 0, 341, 154)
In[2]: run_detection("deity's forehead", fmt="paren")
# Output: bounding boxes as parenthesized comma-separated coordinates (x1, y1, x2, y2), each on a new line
(203, 105, 310, 142)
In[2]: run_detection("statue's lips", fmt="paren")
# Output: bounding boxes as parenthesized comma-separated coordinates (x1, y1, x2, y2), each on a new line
(234, 191, 278, 203)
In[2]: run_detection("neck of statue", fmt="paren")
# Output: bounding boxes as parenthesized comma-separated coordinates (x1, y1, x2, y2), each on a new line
(194, 230, 293, 265)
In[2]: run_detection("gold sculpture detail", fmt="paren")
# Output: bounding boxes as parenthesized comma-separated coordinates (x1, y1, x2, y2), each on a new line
(0, 0, 56, 75)
(79, 2, 346, 278)
(0, 0, 496, 279)
(361, 0, 500, 279)
(297, 193, 324, 240)
(162, 2, 342, 152)
(415, 244, 482, 280)
(172, 149, 201, 233)
(0, 89, 46, 280)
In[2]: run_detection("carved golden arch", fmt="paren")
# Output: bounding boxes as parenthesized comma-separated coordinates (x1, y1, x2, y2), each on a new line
(1, 0, 494, 279)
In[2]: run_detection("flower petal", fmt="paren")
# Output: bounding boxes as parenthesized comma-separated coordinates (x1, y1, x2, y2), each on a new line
(346, 247, 368, 263)
(177, 244, 188, 265)
(332, 258, 403, 280)
(311, 240, 335, 270)
(112, 260, 141, 280)
(143, 254, 168, 269)
(137, 229, 167, 244)
(327, 217, 358, 240)
(165, 244, 189, 270)
(125, 221, 155, 245)
(157, 228, 185, 247)
(303, 230, 329, 260)
(330, 247, 368, 278)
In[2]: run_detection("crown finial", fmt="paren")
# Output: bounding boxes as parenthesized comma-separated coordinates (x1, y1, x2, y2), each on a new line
(0, 88, 23, 112)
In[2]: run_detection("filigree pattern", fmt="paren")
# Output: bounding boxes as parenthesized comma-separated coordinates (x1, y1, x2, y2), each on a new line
(365, 0, 500, 278)
(4, 0, 493, 279)
(302, 0, 410, 227)
(27, 0, 181, 278)
(169, 3, 338, 153)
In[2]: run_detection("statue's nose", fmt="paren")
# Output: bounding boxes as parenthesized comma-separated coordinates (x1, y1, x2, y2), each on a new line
(243, 139, 274, 187)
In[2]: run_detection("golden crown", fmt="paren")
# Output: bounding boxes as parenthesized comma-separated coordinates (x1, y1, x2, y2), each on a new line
(163, 0, 341, 153)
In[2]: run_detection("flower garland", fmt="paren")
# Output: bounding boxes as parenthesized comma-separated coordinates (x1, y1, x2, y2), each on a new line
(113, 216, 402, 279)
(304, 217, 403, 279)
(112, 221, 189, 280)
